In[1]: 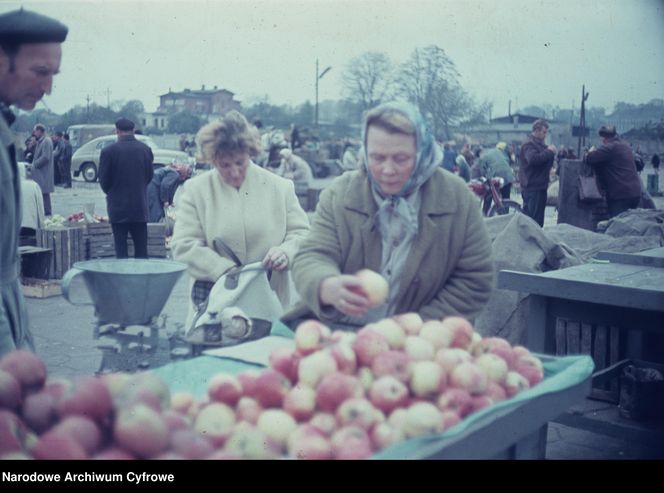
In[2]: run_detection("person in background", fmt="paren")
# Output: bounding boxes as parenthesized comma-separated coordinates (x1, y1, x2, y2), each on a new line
(23, 135, 36, 163)
(288, 101, 493, 328)
(289, 123, 302, 150)
(30, 123, 54, 216)
(454, 151, 471, 182)
(99, 118, 154, 258)
(441, 143, 457, 172)
(461, 143, 475, 169)
(147, 163, 191, 223)
(518, 119, 556, 226)
(274, 148, 313, 190)
(584, 125, 642, 219)
(171, 111, 310, 322)
(51, 130, 63, 185)
(340, 140, 359, 171)
(59, 133, 72, 188)
(651, 153, 660, 172)
(478, 142, 515, 214)
(18, 162, 44, 245)
(0, 8, 68, 356)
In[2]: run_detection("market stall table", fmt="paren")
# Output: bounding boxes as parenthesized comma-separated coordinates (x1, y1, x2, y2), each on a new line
(595, 246, 664, 268)
(153, 328, 593, 460)
(498, 262, 664, 446)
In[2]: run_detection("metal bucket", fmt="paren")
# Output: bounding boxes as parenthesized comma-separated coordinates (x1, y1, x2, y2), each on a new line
(62, 258, 187, 326)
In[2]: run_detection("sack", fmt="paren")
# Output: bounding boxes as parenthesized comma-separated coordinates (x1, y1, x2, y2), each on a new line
(578, 166, 604, 203)
(185, 237, 281, 347)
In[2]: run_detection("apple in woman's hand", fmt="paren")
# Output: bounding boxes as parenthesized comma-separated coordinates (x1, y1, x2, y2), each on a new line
(354, 269, 389, 307)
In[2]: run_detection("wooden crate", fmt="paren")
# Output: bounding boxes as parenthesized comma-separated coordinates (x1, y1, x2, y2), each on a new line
(78, 222, 167, 259)
(21, 278, 62, 298)
(36, 227, 84, 279)
(554, 317, 625, 402)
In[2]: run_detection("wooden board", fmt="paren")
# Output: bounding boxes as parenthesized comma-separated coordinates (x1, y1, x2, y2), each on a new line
(21, 278, 62, 298)
(36, 227, 84, 279)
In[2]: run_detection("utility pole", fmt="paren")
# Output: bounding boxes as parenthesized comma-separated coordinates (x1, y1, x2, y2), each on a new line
(106, 88, 111, 109)
(577, 85, 589, 157)
(86, 94, 91, 122)
(315, 58, 332, 131)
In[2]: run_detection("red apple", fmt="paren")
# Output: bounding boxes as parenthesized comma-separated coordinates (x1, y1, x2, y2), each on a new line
(440, 410, 462, 431)
(237, 370, 260, 397)
(0, 350, 46, 392)
(486, 382, 507, 402)
(223, 424, 281, 459)
(352, 329, 390, 367)
(170, 392, 195, 415)
(440, 316, 475, 350)
(31, 431, 88, 460)
(434, 347, 472, 374)
(368, 376, 409, 414)
(477, 337, 515, 366)
(392, 312, 424, 336)
(371, 350, 411, 383)
(336, 398, 377, 430)
(450, 362, 489, 395)
(409, 361, 447, 397)
(52, 415, 101, 455)
(475, 353, 509, 384)
(294, 320, 332, 355)
(287, 424, 333, 460)
(503, 371, 530, 398)
(254, 369, 292, 408)
(404, 402, 444, 438)
(436, 388, 473, 417)
(21, 391, 56, 433)
(208, 373, 243, 407)
(327, 342, 357, 374)
(331, 426, 373, 459)
(91, 447, 135, 460)
(370, 318, 406, 349)
(268, 346, 301, 383)
(404, 336, 435, 361)
(235, 396, 263, 424)
(170, 429, 215, 459)
(256, 409, 298, 450)
(193, 402, 236, 447)
(419, 320, 453, 350)
(114, 403, 170, 458)
(0, 410, 28, 455)
(162, 409, 191, 433)
(297, 351, 337, 388)
(513, 354, 545, 386)
(56, 376, 113, 422)
(315, 373, 363, 412)
(0, 369, 22, 411)
(113, 371, 170, 411)
(308, 412, 338, 436)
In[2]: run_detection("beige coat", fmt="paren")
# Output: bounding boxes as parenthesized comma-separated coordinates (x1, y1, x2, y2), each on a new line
(171, 163, 310, 311)
(290, 168, 494, 324)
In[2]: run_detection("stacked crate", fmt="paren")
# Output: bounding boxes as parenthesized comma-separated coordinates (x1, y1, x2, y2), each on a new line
(80, 223, 167, 259)
(36, 226, 84, 279)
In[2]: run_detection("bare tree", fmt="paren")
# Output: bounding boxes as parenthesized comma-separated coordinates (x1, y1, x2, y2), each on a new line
(341, 51, 395, 111)
(396, 45, 472, 140)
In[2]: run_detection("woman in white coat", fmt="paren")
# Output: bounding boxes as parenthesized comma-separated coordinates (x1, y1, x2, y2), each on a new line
(171, 111, 310, 322)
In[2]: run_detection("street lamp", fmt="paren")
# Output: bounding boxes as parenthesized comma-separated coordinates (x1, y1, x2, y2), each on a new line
(315, 58, 332, 131)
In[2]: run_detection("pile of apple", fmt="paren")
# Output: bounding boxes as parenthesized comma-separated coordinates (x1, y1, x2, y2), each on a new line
(0, 317, 544, 460)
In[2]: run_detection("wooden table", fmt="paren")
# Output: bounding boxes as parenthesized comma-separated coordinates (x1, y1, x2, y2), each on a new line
(498, 262, 664, 443)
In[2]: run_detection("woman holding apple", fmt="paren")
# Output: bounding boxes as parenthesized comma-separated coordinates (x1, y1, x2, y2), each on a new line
(288, 101, 494, 328)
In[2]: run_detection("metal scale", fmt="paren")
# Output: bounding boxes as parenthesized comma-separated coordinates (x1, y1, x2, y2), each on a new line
(62, 258, 193, 373)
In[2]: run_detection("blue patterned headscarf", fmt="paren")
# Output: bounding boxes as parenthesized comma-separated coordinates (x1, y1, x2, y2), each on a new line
(359, 101, 443, 242)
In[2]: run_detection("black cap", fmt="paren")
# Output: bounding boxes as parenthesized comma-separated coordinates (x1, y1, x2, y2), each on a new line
(115, 117, 135, 132)
(598, 125, 617, 138)
(0, 8, 68, 45)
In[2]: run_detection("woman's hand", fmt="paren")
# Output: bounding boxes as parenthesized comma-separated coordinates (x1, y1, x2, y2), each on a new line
(262, 247, 289, 271)
(319, 275, 371, 318)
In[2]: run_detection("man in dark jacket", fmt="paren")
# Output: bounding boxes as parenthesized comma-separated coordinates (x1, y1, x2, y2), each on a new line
(0, 8, 68, 356)
(147, 164, 189, 223)
(59, 133, 72, 188)
(30, 123, 54, 215)
(99, 118, 154, 258)
(585, 126, 641, 219)
(518, 119, 556, 226)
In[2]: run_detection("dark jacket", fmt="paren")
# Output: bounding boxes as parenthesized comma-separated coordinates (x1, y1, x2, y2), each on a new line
(61, 141, 72, 167)
(585, 136, 641, 201)
(147, 167, 180, 223)
(518, 135, 555, 192)
(99, 134, 154, 223)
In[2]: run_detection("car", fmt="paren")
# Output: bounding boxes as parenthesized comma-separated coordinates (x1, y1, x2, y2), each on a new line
(71, 134, 194, 182)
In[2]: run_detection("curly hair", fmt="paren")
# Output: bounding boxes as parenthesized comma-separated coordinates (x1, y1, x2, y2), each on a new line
(195, 111, 261, 163)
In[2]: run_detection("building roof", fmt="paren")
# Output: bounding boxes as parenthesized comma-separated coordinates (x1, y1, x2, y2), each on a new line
(160, 87, 234, 98)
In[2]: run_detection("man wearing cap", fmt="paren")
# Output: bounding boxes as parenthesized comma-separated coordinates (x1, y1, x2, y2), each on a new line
(584, 126, 642, 218)
(0, 8, 67, 356)
(99, 118, 154, 259)
(518, 119, 557, 226)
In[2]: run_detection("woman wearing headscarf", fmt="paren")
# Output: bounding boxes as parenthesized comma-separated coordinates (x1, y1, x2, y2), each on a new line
(171, 111, 310, 323)
(289, 102, 494, 327)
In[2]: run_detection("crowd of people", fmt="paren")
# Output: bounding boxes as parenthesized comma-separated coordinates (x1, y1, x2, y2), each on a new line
(0, 7, 660, 360)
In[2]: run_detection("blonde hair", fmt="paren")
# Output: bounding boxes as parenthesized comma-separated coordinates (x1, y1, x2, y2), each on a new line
(196, 111, 261, 162)
(364, 107, 415, 137)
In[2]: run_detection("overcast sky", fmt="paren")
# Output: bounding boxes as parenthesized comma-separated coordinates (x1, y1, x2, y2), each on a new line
(3, 0, 663, 116)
